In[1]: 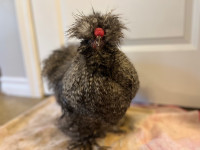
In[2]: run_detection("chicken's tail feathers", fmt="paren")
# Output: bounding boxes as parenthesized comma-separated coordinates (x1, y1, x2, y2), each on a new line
(42, 45, 77, 90)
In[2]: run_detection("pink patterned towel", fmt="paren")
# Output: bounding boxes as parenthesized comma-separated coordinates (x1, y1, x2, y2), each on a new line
(134, 107, 200, 150)
(0, 97, 200, 150)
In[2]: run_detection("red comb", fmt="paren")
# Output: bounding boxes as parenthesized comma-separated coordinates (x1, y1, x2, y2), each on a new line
(94, 28, 104, 37)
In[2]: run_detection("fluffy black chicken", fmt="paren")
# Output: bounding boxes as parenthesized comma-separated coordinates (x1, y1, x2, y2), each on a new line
(42, 10, 139, 150)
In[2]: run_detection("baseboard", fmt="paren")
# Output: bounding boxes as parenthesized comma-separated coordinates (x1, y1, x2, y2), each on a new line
(0, 77, 31, 97)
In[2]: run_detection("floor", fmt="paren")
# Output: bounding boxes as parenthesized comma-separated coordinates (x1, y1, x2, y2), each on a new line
(1, 97, 200, 150)
(0, 93, 44, 126)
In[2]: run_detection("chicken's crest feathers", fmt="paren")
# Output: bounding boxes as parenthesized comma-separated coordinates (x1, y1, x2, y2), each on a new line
(67, 10, 127, 46)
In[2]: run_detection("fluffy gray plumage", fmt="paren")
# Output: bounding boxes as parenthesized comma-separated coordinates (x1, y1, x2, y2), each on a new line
(42, 10, 139, 150)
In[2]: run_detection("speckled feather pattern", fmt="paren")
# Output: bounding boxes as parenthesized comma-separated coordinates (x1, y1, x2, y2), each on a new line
(42, 11, 139, 150)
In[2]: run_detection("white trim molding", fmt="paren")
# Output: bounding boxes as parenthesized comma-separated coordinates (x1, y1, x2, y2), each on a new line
(14, 0, 44, 98)
(0, 77, 31, 97)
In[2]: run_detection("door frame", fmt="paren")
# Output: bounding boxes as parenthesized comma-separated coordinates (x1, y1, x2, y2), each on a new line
(15, 0, 44, 98)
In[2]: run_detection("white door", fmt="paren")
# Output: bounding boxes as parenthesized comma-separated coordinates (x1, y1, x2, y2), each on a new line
(30, 0, 200, 107)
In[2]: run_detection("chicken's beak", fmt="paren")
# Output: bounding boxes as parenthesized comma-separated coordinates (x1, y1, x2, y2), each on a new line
(91, 36, 103, 49)
(95, 36, 101, 47)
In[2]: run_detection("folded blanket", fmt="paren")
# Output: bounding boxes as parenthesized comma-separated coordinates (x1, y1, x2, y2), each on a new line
(0, 97, 200, 150)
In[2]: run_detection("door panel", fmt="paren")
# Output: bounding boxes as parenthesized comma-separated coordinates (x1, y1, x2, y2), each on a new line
(61, 0, 186, 39)
(31, 0, 200, 107)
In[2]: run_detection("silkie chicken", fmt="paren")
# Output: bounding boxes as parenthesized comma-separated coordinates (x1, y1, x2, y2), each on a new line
(42, 10, 139, 150)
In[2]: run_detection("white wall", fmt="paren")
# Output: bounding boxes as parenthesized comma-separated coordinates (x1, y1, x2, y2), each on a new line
(0, 0, 30, 97)
(0, 0, 26, 77)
